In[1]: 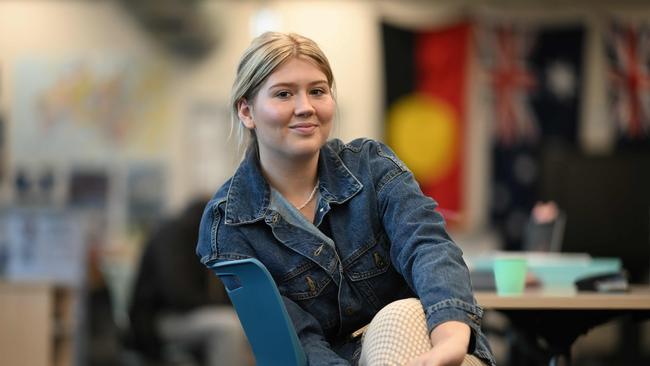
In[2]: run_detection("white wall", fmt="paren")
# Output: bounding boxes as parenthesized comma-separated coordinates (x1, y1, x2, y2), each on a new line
(0, 0, 382, 212)
(0, 1, 174, 241)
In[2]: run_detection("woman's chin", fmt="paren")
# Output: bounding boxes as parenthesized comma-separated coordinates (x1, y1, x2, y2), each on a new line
(290, 140, 325, 158)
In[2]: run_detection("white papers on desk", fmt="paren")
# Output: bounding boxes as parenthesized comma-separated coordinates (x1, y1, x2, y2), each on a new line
(467, 251, 622, 289)
(467, 251, 591, 271)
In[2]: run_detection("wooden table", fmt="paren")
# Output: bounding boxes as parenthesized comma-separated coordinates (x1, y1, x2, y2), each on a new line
(475, 285, 650, 310)
(474, 286, 650, 366)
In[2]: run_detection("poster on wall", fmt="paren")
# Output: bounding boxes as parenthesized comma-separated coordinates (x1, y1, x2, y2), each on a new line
(12, 57, 173, 164)
(68, 169, 109, 209)
(2, 208, 87, 287)
(127, 163, 165, 233)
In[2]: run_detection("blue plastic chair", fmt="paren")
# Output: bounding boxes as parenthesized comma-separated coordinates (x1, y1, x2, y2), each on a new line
(208, 258, 307, 366)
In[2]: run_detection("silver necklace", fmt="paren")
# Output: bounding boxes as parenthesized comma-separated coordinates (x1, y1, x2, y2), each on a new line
(296, 182, 319, 210)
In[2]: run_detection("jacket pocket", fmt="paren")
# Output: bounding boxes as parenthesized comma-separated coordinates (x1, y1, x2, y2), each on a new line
(277, 261, 338, 334)
(278, 261, 333, 301)
(344, 233, 391, 281)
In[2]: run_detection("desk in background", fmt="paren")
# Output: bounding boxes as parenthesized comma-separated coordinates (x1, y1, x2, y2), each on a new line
(476, 285, 650, 310)
(475, 286, 650, 366)
(0, 282, 78, 366)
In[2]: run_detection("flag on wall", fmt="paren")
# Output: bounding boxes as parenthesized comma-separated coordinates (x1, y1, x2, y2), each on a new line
(479, 24, 584, 249)
(382, 22, 470, 225)
(606, 20, 650, 148)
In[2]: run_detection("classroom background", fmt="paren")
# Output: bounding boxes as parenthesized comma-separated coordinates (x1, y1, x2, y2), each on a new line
(1, 1, 649, 366)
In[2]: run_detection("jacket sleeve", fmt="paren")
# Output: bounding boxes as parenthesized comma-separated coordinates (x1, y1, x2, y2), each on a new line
(282, 296, 351, 366)
(374, 148, 484, 349)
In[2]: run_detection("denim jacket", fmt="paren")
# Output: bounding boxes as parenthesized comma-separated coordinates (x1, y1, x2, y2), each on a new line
(197, 138, 495, 366)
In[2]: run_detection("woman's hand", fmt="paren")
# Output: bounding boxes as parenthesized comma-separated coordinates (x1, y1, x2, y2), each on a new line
(406, 321, 470, 366)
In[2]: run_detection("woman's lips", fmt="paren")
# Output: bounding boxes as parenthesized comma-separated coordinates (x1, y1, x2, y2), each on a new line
(290, 124, 318, 134)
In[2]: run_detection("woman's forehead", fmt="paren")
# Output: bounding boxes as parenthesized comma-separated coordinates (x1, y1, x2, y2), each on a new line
(263, 57, 329, 85)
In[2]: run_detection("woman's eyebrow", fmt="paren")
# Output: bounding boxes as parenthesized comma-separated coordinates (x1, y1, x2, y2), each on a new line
(268, 80, 328, 89)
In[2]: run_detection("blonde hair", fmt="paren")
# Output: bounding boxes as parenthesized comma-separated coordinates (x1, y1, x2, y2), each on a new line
(230, 32, 336, 152)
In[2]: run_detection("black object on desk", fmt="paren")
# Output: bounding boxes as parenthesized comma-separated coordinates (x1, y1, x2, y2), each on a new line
(575, 271, 629, 292)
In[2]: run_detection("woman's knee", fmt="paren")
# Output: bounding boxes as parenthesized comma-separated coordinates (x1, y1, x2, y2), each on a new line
(373, 298, 424, 321)
(359, 298, 430, 365)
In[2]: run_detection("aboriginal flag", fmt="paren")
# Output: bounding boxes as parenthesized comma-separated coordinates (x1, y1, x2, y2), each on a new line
(382, 22, 470, 225)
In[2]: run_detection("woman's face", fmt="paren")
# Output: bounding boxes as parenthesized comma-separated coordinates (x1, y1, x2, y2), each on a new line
(239, 57, 335, 165)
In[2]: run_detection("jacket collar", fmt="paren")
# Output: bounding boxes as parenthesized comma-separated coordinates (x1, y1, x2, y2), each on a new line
(224, 141, 363, 225)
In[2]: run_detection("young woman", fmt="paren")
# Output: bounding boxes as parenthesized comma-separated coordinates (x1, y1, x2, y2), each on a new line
(196, 32, 495, 366)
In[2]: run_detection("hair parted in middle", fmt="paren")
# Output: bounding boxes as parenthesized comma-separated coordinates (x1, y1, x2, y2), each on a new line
(230, 32, 336, 152)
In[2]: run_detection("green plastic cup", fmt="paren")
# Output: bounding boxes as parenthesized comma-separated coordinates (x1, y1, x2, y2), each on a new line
(493, 257, 527, 296)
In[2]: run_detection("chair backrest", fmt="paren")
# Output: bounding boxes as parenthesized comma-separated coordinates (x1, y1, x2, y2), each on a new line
(524, 211, 566, 252)
(208, 258, 307, 366)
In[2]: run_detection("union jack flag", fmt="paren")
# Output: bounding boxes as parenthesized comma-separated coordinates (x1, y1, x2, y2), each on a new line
(479, 23, 584, 250)
(607, 22, 650, 141)
(479, 25, 539, 147)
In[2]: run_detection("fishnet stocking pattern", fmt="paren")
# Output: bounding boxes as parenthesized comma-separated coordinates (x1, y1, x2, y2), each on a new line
(358, 298, 485, 366)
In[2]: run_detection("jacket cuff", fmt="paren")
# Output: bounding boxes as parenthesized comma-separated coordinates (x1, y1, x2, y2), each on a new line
(424, 298, 483, 334)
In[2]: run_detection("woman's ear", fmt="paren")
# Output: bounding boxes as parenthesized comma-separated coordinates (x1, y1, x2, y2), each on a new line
(237, 99, 255, 130)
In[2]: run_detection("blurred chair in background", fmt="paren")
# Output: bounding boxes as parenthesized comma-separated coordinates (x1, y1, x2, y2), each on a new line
(127, 198, 247, 366)
(523, 201, 565, 253)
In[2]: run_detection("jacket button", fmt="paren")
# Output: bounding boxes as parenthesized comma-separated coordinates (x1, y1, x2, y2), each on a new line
(345, 307, 355, 316)
(373, 252, 386, 268)
(314, 244, 324, 256)
(271, 214, 279, 224)
(306, 276, 317, 295)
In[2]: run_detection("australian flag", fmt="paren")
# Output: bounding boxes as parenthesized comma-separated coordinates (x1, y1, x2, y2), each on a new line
(478, 24, 584, 250)
(606, 21, 650, 149)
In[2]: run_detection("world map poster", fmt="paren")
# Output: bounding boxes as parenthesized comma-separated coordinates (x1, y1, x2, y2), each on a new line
(12, 58, 172, 164)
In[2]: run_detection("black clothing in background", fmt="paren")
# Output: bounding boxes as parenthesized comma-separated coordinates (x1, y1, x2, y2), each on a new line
(127, 198, 230, 361)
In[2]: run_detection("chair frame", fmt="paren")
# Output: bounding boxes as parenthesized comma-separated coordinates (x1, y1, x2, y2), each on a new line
(209, 258, 307, 366)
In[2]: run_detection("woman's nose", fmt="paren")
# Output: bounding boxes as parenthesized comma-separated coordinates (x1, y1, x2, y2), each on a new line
(294, 92, 315, 117)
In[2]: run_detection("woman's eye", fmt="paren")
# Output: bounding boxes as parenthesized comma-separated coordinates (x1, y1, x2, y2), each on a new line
(276, 91, 291, 98)
(310, 88, 326, 96)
